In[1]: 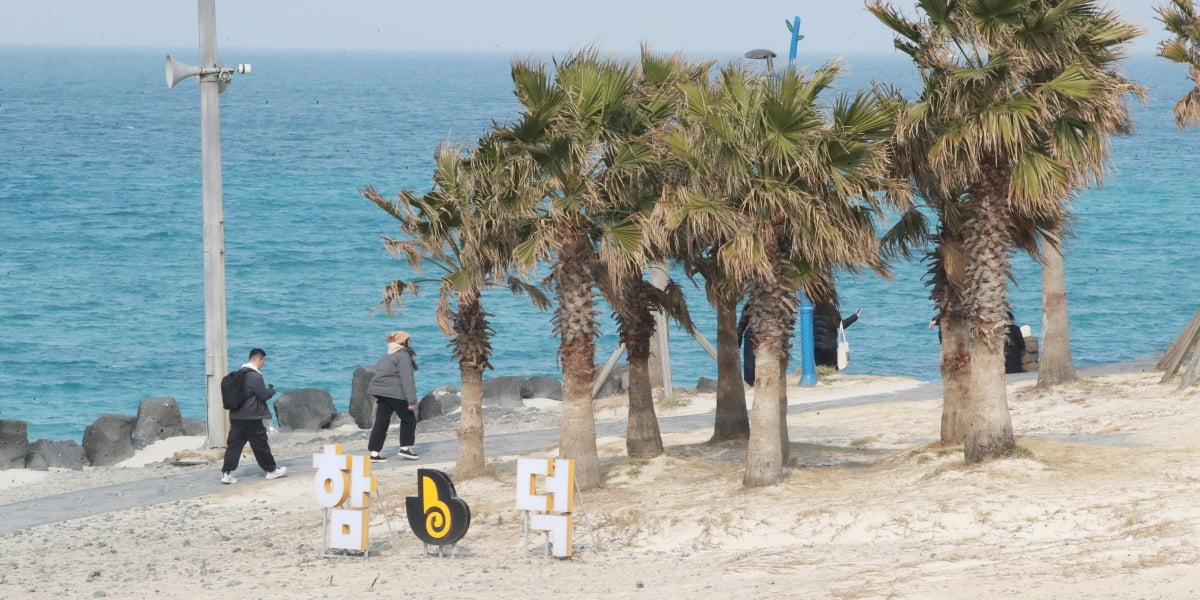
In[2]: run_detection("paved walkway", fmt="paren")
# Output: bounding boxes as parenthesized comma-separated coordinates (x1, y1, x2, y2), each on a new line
(0, 360, 1154, 534)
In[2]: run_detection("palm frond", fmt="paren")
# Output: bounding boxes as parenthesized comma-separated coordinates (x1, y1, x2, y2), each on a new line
(506, 276, 552, 310)
(1175, 85, 1200, 129)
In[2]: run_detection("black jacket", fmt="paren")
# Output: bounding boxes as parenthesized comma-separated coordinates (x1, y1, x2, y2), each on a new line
(229, 366, 275, 420)
(737, 308, 753, 346)
(813, 312, 858, 351)
(1005, 324, 1026, 374)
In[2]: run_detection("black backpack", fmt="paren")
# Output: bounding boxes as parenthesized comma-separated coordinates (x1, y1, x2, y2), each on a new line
(220, 367, 251, 410)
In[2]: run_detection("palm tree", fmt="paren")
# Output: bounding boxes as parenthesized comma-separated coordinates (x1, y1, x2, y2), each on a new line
(882, 197, 974, 445)
(870, 0, 1142, 462)
(1156, 0, 1200, 128)
(655, 63, 905, 487)
(1037, 239, 1077, 385)
(1036, 5, 1142, 388)
(364, 138, 547, 479)
(593, 49, 708, 460)
(646, 63, 753, 444)
(494, 50, 646, 490)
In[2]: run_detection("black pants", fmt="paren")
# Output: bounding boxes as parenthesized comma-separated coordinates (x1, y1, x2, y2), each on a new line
(222, 418, 277, 474)
(368, 396, 416, 452)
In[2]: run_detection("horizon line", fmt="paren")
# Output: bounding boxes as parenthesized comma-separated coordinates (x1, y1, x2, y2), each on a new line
(0, 43, 1171, 58)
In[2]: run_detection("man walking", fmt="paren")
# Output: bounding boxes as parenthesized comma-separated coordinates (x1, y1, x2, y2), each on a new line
(221, 348, 287, 484)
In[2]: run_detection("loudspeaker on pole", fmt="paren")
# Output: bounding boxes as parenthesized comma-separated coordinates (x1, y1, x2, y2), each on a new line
(165, 55, 201, 89)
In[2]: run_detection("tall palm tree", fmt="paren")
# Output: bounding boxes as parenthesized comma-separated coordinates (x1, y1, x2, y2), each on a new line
(1036, 5, 1142, 388)
(494, 50, 646, 490)
(1156, 0, 1200, 128)
(646, 61, 753, 444)
(1037, 239, 1077, 385)
(593, 49, 707, 459)
(870, 0, 1142, 462)
(364, 138, 547, 479)
(655, 63, 906, 487)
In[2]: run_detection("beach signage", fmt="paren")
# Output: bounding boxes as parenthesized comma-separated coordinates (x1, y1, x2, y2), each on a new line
(312, 444, 377, 552)
(516, 458, 575, 557)
(406, 468, 472, 548)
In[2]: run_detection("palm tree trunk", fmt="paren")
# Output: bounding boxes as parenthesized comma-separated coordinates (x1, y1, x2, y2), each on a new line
(964, 333, 1014, 463)
(743, 271, 794, 488)
(555, 236, 601, 490)
(561, 341, 600, 489)
(939, 311, 971, 445)
(625, 330, 663, 458)
(779, 353, 790, 464)
(962, 160, 1016, 463)
(711, 293, 749, 441)
(744, 331, 784, 487)
(934, 232, 971, 445)
(455, 364, 486, 478)
(452, 291, 490, 479)
(1038, 241, 1077, 387)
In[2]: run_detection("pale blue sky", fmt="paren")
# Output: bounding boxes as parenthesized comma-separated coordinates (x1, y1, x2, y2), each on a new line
(0, 1, 1171, 55)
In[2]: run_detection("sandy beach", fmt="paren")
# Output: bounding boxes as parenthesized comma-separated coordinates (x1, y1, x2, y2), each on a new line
(3, 365, 1199, 600)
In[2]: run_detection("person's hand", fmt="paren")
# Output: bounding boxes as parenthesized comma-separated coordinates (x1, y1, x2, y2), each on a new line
(407, 404, 415, 411)
(854, 308, 862, 317)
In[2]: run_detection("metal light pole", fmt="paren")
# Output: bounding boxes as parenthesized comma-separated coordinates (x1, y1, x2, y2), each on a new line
(165, 0, 251, 448)
(648, 263, 673, 398)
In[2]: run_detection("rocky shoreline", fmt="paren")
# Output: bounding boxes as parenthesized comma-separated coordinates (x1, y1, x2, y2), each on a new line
(0, 365, 640, 475)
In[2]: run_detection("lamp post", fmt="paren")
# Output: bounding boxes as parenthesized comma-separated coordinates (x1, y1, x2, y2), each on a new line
(743, 48, 777, 73)
(165, 0, 251, 448)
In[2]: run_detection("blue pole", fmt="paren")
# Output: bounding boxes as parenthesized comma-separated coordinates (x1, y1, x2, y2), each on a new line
(787, 16, 801, 71)
(787, 16, 817, 387)
(799, 289, 817, 386)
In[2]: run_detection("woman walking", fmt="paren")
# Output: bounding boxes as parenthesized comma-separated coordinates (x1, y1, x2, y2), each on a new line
(367, 331, 420, 461)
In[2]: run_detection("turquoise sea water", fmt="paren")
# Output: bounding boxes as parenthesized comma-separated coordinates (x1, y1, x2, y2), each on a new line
(1, 47, 1197, 443)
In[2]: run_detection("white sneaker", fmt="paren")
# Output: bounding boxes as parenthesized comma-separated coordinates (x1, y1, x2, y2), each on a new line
(265, 466, 288, 480)
(221, 472, 237, 485)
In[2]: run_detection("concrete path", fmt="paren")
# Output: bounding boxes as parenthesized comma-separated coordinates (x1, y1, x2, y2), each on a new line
(0, 360, 1155, 534)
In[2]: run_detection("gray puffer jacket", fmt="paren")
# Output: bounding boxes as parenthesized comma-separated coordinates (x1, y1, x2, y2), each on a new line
(229, 366, 275, 421)
(367, 348, 418, 406)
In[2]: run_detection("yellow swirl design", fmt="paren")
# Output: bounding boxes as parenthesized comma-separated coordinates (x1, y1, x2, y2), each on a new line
(421, 475, 451, 539)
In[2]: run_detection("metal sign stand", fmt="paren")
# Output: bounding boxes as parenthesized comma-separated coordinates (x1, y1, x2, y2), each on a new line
(320, 488, 400, 559)
(423, 541, 461, 559)
(520, 482, 601, 558)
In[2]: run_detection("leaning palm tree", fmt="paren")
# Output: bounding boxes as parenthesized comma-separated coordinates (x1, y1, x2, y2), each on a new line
(1156, 0, 1200, 128)
(364, 137, 547, 479)
(870, 0, 1142, 462)
(655, 62, 906, 487)
(493, 50, 645, 490)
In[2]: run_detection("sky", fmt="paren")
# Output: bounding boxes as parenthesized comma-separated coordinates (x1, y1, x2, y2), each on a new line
(0, 1, 1173, 56)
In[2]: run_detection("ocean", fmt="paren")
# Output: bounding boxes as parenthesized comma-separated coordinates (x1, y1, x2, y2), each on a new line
(1, 47, 1197, 443)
